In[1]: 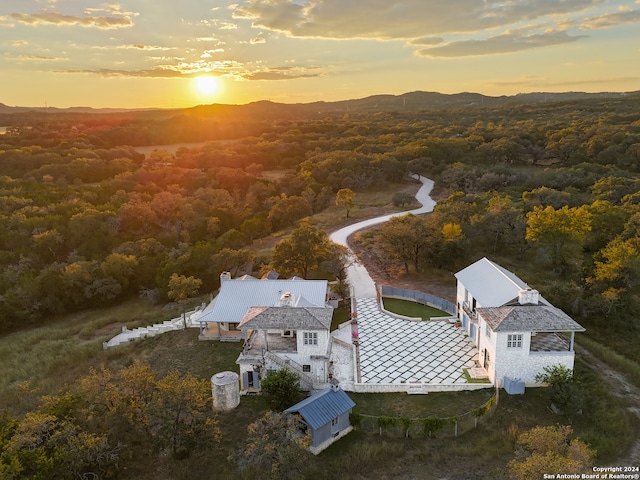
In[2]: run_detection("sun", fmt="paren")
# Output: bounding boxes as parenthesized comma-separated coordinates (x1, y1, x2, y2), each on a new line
(194, 75, 219, 96)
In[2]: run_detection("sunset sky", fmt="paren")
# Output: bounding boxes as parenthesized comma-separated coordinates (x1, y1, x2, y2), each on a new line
(1, 0, 639, 108)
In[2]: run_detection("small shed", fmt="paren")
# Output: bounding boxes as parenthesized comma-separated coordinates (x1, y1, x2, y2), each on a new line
(284, 382, 355, 454)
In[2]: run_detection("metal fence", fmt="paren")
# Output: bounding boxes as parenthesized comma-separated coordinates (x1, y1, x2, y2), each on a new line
(353, 388, 499, 439)
(378, 285, 456, 315)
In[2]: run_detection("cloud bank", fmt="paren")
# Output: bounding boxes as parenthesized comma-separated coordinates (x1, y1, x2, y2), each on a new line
(6, 11, 133, 29)
(233, 0, 640, 56)
(233, 0, 607, 39)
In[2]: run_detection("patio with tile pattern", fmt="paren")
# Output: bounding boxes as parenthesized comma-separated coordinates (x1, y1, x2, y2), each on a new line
(355, 298, 479, 385)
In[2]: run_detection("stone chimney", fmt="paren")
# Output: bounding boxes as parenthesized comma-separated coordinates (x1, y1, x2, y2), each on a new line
(220, 272, 231, 284)
(279, 292, 296, 307)
(518, 288, 539, 305)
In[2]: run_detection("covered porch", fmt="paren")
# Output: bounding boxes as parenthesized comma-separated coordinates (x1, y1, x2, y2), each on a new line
(198, 321, 242, 341)
(530, 331, 573, 352)
(242, 329, 298, 354)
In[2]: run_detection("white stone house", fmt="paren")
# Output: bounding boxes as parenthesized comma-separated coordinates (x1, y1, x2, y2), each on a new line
(235, 293, 334, 393)
(455, 257, 585, 387)
(197, 272, 334, 340)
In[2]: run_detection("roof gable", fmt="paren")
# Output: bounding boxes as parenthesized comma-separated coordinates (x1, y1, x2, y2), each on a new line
(285, 387, 355, 430)
(455, 257, 537, 307)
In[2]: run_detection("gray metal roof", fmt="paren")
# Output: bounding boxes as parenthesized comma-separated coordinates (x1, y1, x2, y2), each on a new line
(198, 278, 329, 324)
(238, 306, 333, 331)
(478, 305, 585, 333)
(285, 387, 355, 430)
(455, 257, 549, 307)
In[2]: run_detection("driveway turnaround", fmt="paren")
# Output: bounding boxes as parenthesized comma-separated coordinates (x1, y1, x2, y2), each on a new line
(355, 299, 478, 385)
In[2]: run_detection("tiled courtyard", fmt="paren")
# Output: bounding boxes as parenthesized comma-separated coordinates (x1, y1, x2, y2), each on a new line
(356, 298, 479, 385)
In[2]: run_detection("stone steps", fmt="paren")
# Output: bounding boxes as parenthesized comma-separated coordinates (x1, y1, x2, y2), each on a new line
(103, 308, 200, 349)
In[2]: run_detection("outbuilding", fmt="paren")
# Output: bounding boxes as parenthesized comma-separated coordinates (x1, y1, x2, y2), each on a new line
(284, 382, 355, 454)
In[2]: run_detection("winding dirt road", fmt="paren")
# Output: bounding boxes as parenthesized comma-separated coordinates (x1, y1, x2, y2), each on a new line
(329, 175, 436, 297)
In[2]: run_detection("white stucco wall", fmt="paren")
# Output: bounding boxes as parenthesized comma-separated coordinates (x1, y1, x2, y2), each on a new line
(476, 316, 497, 382)
(295, 330, 330, 358)
(493, 331, 575, 387)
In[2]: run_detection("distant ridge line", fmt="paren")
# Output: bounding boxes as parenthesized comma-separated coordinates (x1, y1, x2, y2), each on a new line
(1, 90, 638, 115)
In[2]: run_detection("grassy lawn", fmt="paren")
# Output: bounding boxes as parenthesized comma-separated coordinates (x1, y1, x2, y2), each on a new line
(382, 297, 450, 319)
(331, 305, 351, 330)
(351, 389, 495, 418)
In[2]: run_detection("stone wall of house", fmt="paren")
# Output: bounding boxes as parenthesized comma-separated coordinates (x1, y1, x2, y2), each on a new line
(493, 331, 575, 387)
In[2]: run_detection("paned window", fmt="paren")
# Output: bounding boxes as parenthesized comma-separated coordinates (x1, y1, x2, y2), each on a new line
(507, 334, 523, 348)
(303, 332, 318, 345)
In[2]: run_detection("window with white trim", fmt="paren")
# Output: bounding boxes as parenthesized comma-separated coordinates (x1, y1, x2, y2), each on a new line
(485, 324, 492, 339)
(303, 332, 318, 346)
(302, 364, 311, 372)
(507, 334, 523, 348)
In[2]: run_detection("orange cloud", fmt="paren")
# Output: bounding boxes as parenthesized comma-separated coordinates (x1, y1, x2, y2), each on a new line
(7, 11, 133, 29)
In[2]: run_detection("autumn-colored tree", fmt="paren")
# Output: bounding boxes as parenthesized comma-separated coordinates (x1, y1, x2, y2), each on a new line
(271, 221, 337, 278)
(1, 394, 120, 480)
(80, 361, 219, 457)
(508, 425, 594, 480)
(167, 273, 202, 327)
(471, 194, 524, 253)
(336, 188, 355, 218)
(377, 214, 428, 274)
(525, 205, 592, 272)
(151, 370, 220, 456)
(267, 195, 313, 230)
(235, 411, 312, 480)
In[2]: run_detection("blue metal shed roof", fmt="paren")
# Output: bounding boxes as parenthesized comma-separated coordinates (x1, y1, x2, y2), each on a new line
(285, 387, 355, 430)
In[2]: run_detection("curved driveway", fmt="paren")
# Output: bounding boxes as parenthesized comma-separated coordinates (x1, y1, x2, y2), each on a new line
(329, 175, 436, 297)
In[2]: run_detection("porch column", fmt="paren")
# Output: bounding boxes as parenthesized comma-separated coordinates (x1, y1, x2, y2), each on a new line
(569, 332, 575, 352)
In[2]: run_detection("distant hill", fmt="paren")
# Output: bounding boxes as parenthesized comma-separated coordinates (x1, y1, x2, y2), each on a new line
(1, 90, 638, 119)
(0, 103, 156, 115)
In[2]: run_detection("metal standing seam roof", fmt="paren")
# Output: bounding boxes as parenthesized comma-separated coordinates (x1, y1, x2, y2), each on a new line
(478, 305, 585, 333)
(454, 257, 549, 307)
(285, 388, 356, 430)
(198, 278, 329, 324)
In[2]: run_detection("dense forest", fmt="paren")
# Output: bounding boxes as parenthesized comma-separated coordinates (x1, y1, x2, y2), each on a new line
(2, 94, 640, 354)
(2, 92, 640, 478)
